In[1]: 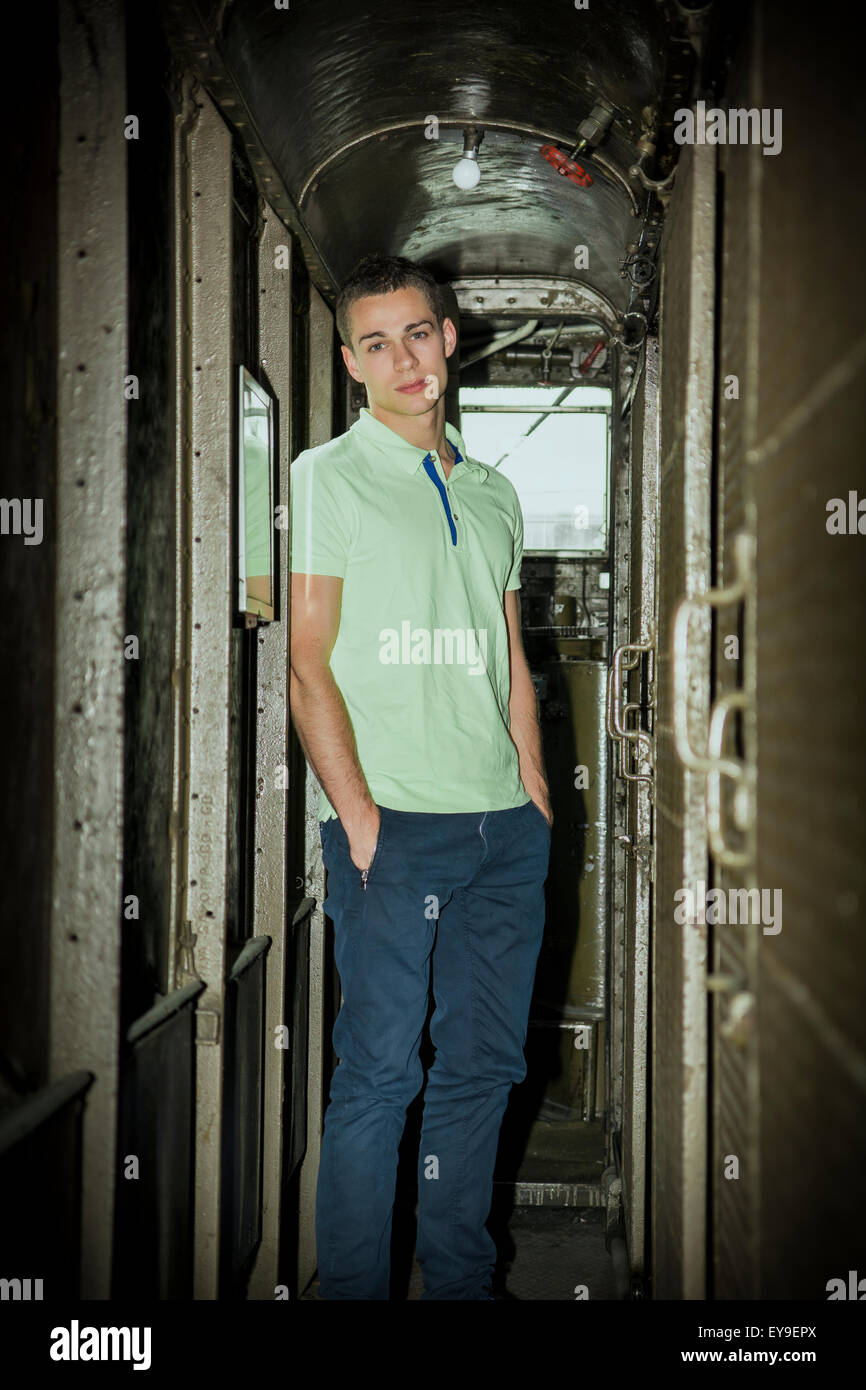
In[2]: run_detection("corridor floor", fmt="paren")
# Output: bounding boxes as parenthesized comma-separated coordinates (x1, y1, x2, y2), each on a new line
(300, 1204, 620, 1301)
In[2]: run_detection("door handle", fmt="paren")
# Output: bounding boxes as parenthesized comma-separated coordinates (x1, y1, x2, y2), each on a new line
(671, 531, 756, 866)
(621, 701, 654, 788)
(706, 689, 754, 867)
(607, 628, 656, 790)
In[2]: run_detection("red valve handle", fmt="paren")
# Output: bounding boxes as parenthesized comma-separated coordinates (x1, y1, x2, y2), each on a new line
(579, 339, 606, 373)
(540, 144, 593, 187)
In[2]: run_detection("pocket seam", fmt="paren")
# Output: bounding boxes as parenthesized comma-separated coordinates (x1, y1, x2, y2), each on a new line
(363, 806, 387, 885)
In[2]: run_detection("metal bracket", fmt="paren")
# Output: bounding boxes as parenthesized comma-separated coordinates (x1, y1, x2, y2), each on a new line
(609, 309, 648, 353)
(176, 921, 204, 984)
(195, 1009, 221, 1045)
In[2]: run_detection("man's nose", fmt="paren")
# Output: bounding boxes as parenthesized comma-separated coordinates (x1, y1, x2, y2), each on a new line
(394, 339, 419, 371)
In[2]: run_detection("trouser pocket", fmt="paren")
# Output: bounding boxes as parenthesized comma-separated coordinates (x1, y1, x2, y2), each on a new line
(360, 805, 388, 890)
(325, 804, 388, 892)
(526, 799, 551, 833)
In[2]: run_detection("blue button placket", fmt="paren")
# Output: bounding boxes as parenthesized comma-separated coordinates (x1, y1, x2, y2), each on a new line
(422, 445, 464, 547)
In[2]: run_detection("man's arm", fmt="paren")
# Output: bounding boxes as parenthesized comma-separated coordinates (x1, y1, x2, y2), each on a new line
(504, 588, 554, 826)
(289, 571, 380, 870)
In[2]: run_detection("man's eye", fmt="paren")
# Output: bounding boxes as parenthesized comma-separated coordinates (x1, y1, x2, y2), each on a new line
(411, 331, 428, 340)
(368, 343, 383, 352)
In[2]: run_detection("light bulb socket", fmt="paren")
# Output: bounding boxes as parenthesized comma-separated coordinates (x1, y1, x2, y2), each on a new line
(461, 125, 484, 158)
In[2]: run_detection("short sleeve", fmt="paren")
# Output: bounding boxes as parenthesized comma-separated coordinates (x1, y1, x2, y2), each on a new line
(505, 494, 524, 591)
(290, 451, 351, 577)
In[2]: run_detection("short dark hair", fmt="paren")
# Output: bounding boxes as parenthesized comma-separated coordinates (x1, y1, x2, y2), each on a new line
(336, 253, 445, 348)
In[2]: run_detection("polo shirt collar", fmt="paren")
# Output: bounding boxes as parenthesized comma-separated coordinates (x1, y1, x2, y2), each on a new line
(351, 407, 489, 481)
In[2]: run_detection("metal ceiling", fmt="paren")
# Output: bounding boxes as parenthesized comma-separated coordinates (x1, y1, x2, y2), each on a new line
(163, 0, 716, 314)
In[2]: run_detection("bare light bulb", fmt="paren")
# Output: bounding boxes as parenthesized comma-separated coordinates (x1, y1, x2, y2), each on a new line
(452, 154, 481, 190)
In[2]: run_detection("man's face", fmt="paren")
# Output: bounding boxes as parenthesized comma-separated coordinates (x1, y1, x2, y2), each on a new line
(341, 286, 457, 417)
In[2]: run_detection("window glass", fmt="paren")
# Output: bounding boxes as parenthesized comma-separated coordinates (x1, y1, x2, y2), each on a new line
(459, 386, 610, 552)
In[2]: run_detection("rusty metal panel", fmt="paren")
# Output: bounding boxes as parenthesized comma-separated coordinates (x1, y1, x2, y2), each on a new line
(653, 139, 715, 1300)
(51, 0, 127, 1300)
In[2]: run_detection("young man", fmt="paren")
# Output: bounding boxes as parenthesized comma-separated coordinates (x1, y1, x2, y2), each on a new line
(289, 253, 553, 1300)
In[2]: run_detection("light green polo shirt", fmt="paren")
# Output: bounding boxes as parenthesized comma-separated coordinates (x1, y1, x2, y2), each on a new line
(290, 407, 532, 820)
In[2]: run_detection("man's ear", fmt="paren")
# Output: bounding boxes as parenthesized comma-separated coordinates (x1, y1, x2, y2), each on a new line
(442, 317, 458, 359)
(341, 342, 364, 383)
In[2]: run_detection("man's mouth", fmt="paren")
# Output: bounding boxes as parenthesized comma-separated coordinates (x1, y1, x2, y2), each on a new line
(395, 379, 427, 394)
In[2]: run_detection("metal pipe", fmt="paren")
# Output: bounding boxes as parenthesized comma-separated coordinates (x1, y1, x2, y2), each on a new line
(501, 347, 573, 364)
(458, 318, 540, 370)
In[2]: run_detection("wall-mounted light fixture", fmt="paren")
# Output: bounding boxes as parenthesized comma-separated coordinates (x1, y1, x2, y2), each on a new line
(452, 126, 484, 189)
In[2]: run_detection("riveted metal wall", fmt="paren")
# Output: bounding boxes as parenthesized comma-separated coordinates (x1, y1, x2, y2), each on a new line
(169, 70, 196, 1004)
(50, 0, 128, 1300)
(621, 333, 659, 1279)
(653, 140, 715, 1300)
(176, 87, 234, 1300)
(747, 1, 866, 1298)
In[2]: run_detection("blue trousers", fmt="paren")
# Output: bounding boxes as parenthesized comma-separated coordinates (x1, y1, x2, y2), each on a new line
(315, 797, 551, 1300)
